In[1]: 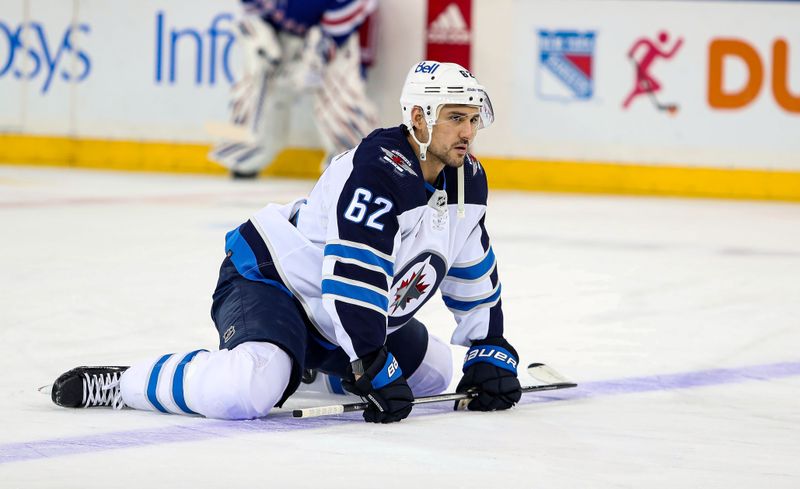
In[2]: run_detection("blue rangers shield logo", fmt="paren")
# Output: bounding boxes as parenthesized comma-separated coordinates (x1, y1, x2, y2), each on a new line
(537, 30, 596, 101)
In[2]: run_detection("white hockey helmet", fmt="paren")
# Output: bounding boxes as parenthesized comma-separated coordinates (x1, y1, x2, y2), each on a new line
(400, 61, 494, 160)
(400, 61, 494, 220)
(400, 61, 494, 129)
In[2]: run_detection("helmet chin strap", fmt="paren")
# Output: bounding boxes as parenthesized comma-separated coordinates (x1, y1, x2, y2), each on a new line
(410, 120, 434, 161)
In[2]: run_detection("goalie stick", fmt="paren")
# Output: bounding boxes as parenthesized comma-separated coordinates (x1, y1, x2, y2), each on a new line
(292, 363, 576, 418)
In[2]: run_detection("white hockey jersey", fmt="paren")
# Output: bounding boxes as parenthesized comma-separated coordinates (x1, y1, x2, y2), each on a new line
(225, 125, 504, 361)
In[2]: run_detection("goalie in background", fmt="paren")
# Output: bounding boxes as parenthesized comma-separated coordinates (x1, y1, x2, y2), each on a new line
(209, 0, 380, 179)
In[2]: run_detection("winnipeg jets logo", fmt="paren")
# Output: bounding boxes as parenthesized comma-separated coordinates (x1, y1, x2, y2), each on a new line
(380, 147, 418, 177)
(388, 252, 446, 326)
(391, 267, 431, 313)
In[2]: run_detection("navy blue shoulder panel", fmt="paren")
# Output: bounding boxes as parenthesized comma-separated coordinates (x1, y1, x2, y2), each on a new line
(333, 127, 426, 257)
(443, 153, 488, 206)
(349, 126, 427, 214)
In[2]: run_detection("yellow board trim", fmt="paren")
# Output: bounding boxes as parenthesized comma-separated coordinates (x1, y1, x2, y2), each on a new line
(0, 134, 324, 179)
(479, 158, 800, 202)
(1, 133, 799, 202)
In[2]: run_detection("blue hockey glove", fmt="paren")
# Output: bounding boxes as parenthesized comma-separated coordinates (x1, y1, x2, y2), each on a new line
(344, 346, 414, 423)
(455, 337, 522, 411)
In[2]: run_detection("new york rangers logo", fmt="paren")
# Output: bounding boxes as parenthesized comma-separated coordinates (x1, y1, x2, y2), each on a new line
(537, 30, 596, 101)
(380, 147, 418, 177)
(388, 252, 447, 327)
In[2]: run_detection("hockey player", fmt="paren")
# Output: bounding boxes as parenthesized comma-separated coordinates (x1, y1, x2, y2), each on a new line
(51, 61, 523, 424)
(210, 0, 379, 178)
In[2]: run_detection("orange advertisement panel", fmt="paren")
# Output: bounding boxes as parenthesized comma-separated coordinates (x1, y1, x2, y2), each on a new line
(708, 38, 800, 113)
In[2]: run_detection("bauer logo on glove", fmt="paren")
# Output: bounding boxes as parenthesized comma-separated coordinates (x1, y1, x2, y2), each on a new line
(463, 346, 519, 373)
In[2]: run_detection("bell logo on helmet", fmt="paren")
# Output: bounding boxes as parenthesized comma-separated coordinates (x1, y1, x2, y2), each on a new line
(415, 62, 440, 74)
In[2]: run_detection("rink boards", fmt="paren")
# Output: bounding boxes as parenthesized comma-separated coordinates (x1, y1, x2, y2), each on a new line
(1, 0, 799, 199)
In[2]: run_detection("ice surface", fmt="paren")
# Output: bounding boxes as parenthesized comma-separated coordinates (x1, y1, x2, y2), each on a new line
(1, 166, 799, 488)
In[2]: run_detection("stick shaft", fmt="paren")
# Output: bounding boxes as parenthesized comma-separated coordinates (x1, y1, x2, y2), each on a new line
(292, 381, 577, 418)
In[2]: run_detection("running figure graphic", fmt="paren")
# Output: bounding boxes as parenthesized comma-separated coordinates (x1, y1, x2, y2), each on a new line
(623, 31, 683, 112)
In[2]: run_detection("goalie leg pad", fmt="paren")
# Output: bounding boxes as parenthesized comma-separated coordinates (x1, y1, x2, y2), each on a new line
(208, 83, 292, 175)
(208, 17, 291, 174)
(311, 32, 378, 158)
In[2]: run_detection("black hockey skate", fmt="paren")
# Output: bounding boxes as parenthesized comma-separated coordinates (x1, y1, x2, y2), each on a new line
(301, 368, 317, 384)
(51, 366, 129, 409)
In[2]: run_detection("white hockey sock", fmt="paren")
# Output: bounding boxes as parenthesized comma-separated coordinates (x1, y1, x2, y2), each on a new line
(120, 342, 292, 420)
(407, 334, 453, 397)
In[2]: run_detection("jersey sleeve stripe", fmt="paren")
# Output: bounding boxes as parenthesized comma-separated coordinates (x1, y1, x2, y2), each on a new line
(322, 0, 366, 25)
(333, 261, 390, 291)
(443, 284, 503, 312)
(451, 245, 492, 268)
(323, 275, 387, 295)
(324, 243, 394, 277)
(323, 294, 388, 316)
(322, 279, 389, 311)
(321, 11, 368, 37)
(327, 238, 394, 262)
(442, 282, 501, 303)
(447, 247, 496, 280)
(326, 256, 392, 276)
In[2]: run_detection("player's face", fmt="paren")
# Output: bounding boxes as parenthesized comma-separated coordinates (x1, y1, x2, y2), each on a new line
(428, 105, 481, 168)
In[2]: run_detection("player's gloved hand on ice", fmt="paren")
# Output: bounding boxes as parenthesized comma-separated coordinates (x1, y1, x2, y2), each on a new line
(455, 337, 522, 411)
(343, 346, 414, 423)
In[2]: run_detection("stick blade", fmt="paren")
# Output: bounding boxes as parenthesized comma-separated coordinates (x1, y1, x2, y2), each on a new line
(527, 363, 574, 385)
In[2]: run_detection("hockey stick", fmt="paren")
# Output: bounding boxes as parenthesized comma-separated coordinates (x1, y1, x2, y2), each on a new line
(292, 363, 577, 418)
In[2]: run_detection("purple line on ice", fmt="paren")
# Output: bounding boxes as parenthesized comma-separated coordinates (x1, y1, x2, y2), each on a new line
(2, 360, 799, 465)
(524, 360, 800, 401)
